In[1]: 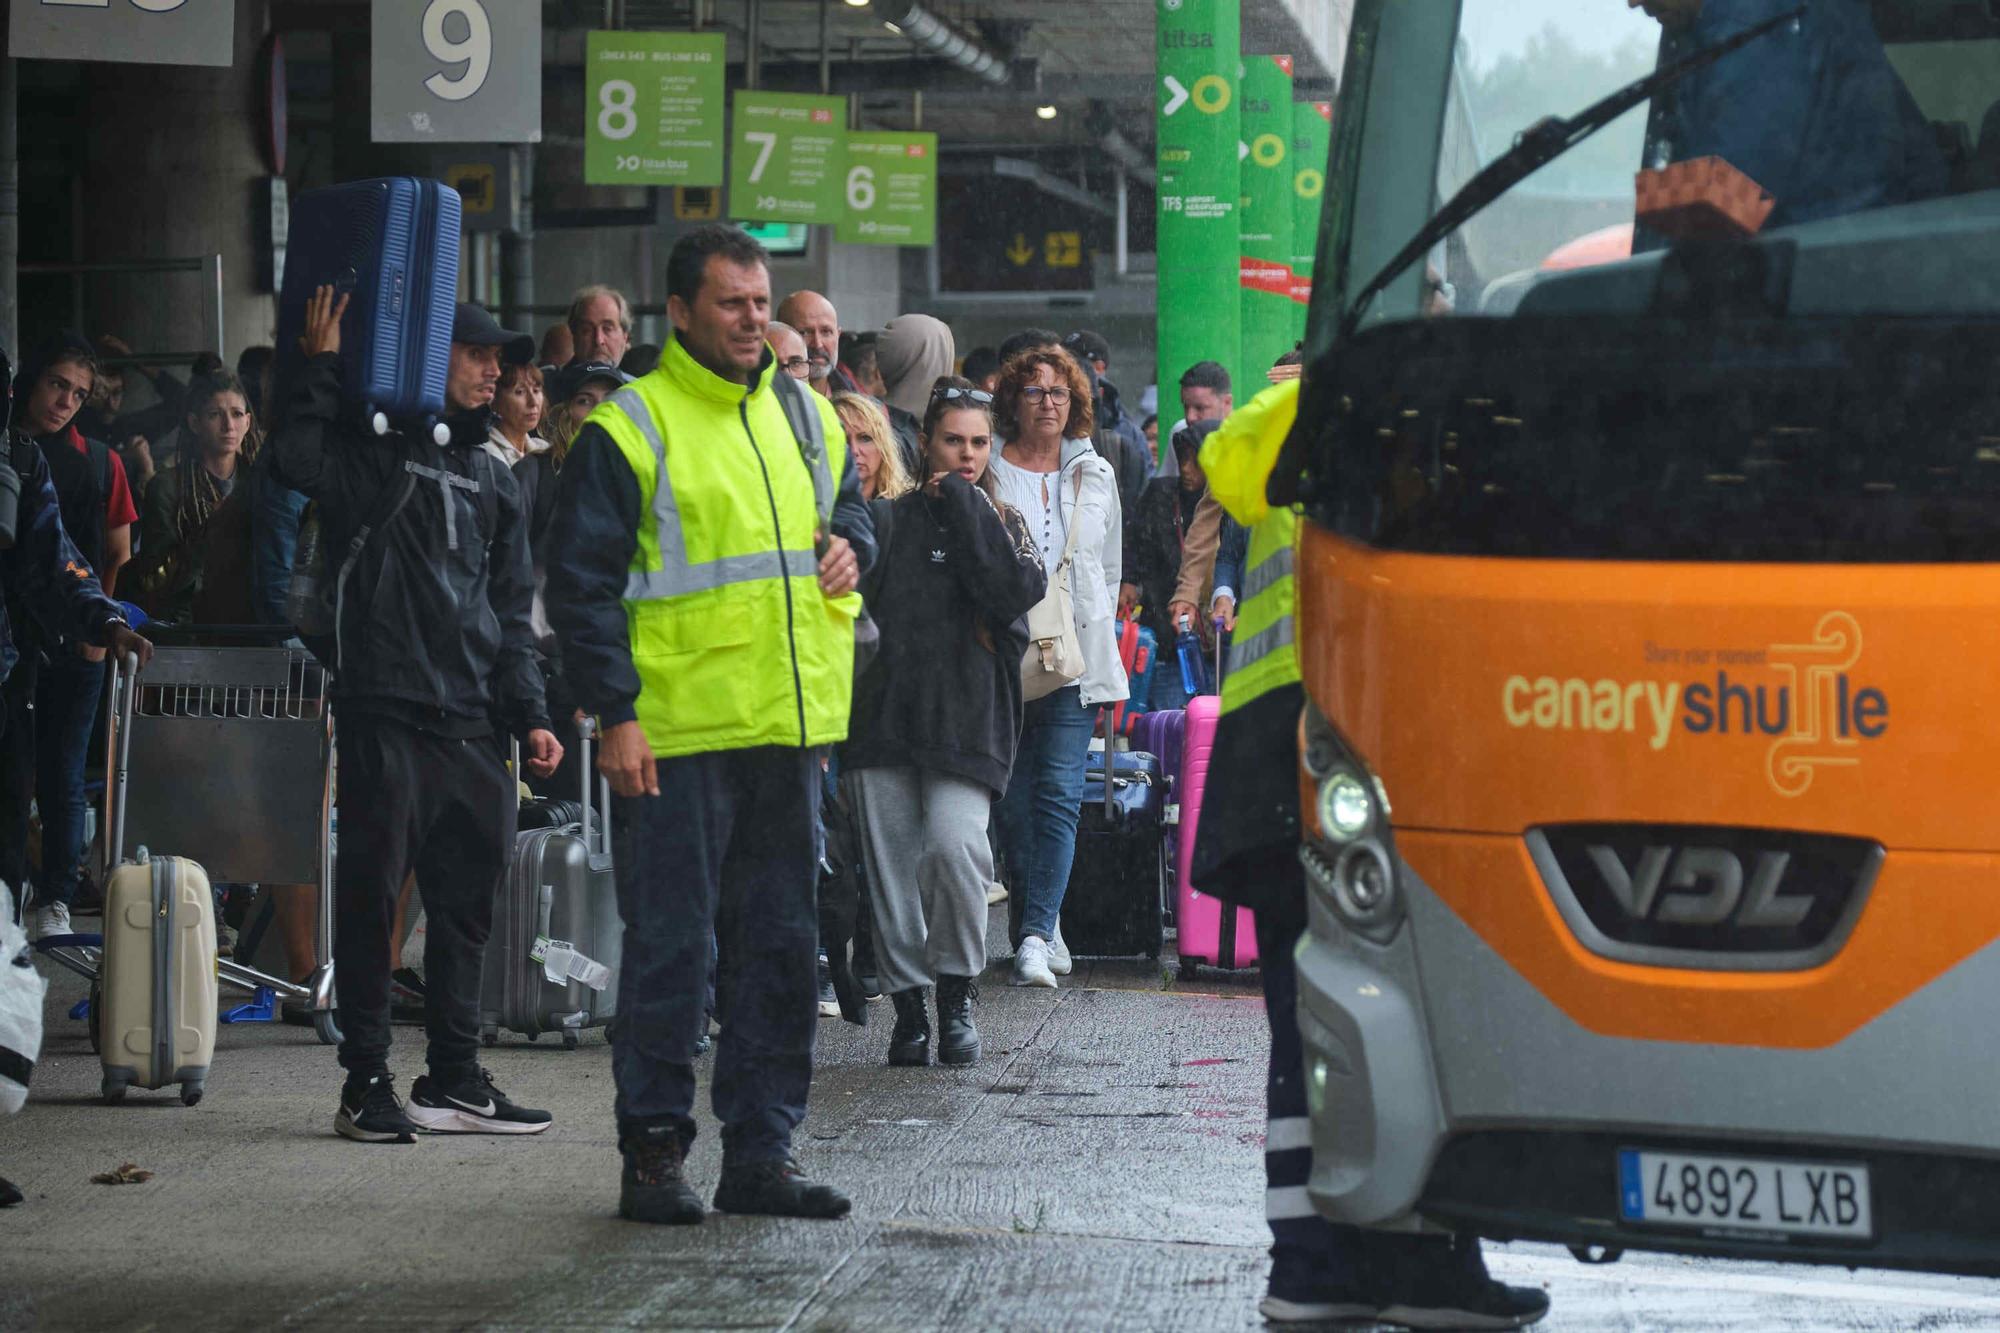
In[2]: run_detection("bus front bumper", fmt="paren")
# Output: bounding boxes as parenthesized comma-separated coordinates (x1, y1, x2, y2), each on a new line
(1294, 844, 2000, 1274)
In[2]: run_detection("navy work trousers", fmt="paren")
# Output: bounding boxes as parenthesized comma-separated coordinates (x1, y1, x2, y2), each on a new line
(610, 744, 820, 1165)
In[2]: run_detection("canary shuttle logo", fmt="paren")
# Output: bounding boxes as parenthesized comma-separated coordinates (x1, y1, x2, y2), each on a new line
(1501, 613, 1885, 797)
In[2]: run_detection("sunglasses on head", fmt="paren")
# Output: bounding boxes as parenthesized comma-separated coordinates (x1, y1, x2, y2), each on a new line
(931, 385, 994, 406)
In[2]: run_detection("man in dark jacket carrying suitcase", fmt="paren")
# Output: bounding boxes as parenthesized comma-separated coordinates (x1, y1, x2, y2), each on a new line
(274, 291, 563, 1145)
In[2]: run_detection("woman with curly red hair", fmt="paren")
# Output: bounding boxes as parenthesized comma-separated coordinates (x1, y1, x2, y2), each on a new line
(985, 345, 1127, 988)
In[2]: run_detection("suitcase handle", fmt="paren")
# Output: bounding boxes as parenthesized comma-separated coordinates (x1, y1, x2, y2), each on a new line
(577, 716, 611, 866)
(511, 723, 612, 865)
(105, 651, 140, 877)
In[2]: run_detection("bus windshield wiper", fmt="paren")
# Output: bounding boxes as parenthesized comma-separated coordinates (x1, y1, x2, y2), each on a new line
(1338, 3, 1803, 340)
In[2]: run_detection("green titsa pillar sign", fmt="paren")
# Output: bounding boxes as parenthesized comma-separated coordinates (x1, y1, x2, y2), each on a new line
(1157, 0, 1240, 457)
(1290, 101, 1332, 341)
(1238, 54, 1295, 387)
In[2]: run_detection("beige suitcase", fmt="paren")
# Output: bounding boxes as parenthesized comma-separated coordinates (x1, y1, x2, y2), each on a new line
(97, 853, 217, 1105)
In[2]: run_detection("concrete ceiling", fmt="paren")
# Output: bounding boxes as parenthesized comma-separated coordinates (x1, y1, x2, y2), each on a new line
(538, 0, 1343, 150)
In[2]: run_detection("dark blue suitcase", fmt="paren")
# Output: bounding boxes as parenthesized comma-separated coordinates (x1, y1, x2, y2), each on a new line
(1060, 747, 1168, 959)
(276, 177, 461, 441)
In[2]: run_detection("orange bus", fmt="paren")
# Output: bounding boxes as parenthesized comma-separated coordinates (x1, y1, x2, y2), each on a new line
(1287, 0, 2000, 1276)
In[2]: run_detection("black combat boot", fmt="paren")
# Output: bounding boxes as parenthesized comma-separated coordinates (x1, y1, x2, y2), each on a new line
(935, 974, 981, 1066)
(888, 987, 931, 1066)
(619, 1125, 705, 1225)
(714, 1158, 852, 1219)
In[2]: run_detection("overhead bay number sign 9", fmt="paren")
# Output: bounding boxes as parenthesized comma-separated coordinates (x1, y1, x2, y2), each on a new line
(730, 91, 847, 226)
(372, 0, 541, 143)
(836, 133, 938, 248)
(585, 31, 726, 187)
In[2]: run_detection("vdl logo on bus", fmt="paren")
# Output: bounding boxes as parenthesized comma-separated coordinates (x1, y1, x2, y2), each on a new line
(1500, 612, 1888, 797)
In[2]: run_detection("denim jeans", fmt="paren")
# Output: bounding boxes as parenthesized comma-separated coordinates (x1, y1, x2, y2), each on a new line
(34, 652, 104, 909)
(1146, 663, 1190, 714)
(611, 746, 819, 1163)
(996, 686, 1096, 944)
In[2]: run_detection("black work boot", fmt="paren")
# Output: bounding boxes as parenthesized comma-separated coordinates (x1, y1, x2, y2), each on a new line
(888, 987, 931, 1067)
(714, 1158, 852, 1219)
(935, 975, 981, 1066)
(619, 1126, 706, 1226)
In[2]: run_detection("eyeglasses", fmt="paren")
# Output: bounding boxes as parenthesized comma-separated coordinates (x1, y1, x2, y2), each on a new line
(779, 357, 812, 377)
(931, 385, 993, 405)
(1020, 386, 1072, 405)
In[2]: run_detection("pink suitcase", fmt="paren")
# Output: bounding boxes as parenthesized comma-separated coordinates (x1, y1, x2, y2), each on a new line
(1175, 693, 1260, 978)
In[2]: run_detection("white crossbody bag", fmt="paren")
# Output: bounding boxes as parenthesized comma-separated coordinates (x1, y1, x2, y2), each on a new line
(1021, 468, 1087, 702)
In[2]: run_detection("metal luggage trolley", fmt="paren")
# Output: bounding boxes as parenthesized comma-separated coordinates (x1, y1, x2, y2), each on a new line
(41, 632, 341, 1044)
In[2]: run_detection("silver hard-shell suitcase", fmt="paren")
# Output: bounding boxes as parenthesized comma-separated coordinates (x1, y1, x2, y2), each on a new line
(480, 722, 620, 1049)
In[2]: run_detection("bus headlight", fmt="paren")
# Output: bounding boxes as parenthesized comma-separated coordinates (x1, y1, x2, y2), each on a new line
(1316, 770, 1374, 842)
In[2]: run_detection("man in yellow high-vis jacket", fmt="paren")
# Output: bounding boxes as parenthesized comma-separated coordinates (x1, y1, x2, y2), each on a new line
(547, 226, 875, 1227)
(1194, 378, 1548, 1330)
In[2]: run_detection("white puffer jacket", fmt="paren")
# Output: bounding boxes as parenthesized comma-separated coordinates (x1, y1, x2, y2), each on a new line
(991, 437, 1129, 707)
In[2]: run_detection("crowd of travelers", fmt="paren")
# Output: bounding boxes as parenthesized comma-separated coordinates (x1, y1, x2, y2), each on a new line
(0, 222, 1543, 1327)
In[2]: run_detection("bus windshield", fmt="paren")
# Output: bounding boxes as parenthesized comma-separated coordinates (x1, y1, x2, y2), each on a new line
(1304, 0, 2000, 563)
(1427, 0, 2000, 317)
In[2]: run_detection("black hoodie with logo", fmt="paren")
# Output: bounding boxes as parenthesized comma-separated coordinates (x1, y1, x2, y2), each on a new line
(843, 474, 1047, 797)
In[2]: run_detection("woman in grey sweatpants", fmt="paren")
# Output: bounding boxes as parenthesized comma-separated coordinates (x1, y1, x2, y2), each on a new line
(841, 379, 1048, 1067)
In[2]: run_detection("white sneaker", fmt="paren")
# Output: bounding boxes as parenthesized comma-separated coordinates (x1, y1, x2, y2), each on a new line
(985, 881, 1008, 905)
(1047, 924, 1073, 977)
(31, 902, 71, 941)
(1012, 936, 1058, 989)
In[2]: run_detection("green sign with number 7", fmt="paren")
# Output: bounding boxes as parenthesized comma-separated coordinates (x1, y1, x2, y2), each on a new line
(730, 91, 847, 225)
(584, 30, 725, 187)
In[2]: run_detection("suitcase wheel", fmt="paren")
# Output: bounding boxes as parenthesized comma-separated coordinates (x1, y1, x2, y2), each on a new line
(181, 1086, 203, 1108)
(562, 1030, 580, 1051)
(1178, 958, 1200, 984)
(481, 1026, 499, 1048)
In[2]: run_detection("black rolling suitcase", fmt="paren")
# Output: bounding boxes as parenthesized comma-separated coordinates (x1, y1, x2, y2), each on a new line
(1058, 738, 1169, 960)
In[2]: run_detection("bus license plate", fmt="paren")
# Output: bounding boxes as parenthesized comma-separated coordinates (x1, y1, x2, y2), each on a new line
(1618, 1150, 1872, 1239)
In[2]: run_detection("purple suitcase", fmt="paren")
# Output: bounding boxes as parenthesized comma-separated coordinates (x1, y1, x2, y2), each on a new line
(275, 177, 461, 440)
(1129, 709, 1185, 790)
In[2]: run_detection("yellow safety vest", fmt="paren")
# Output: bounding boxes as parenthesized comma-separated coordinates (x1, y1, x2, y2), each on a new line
(1198, 379, 1301, 716)
(590, 335, 862, 758)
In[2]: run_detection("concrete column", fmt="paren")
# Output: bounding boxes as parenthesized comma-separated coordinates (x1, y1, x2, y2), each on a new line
(78, 0, 271, 361)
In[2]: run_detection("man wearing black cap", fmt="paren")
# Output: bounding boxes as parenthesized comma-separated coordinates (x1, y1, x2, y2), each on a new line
(273, 291, 563, 1144)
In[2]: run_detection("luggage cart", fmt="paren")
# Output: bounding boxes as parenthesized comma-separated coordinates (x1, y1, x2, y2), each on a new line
(38, 635, 341, 1044)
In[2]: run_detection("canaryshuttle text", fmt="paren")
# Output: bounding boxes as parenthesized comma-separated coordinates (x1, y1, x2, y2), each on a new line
(1502, 672, 1889, 752)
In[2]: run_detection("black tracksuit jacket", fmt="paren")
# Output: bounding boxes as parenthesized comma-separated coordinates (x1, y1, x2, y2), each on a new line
(269, 354, 549, 738)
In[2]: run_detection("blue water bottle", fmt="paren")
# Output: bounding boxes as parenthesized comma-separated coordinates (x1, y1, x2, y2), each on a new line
(1176, 614, 1211, 697)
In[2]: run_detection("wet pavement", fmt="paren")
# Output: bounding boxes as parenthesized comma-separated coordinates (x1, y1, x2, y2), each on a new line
(8, 908, 2000, 1330)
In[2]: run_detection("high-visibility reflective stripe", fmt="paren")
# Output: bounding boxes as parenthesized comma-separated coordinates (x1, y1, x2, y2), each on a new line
(1265, 1185, 1317, 1221)
(610, 387, 825, 601)
(623, 549, 820, 600)
(1265, 1116, 1313, 1154)
(1243, 545, 1294, 602)
(1228, 614, 1294, 677)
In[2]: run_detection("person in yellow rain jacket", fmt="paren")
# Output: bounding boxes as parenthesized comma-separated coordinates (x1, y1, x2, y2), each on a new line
(547, 226, 874, 1229)
(1194, 377, 1549, 1330)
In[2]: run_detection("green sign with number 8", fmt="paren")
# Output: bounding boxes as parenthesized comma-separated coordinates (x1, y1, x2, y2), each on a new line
(585, 30, 725, 187)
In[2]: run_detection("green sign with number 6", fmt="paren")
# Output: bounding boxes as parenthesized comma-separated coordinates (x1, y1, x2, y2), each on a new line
(835, 132, 937, 247)
(585, 30, 725, 187)
(730, 91, 847, 225)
